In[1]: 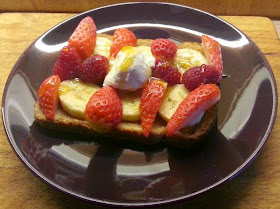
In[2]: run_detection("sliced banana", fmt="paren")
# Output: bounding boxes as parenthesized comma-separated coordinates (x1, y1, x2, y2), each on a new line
(174, 48, 207, 74)
(136, 46, 153, 57)
(58, 79, 100, 119)
(118, 89, 142, 122)
(159, 84, 190, 122)
(93, 36, 112, 58)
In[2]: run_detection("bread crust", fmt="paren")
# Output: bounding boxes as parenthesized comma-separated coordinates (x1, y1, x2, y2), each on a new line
(34, 102, 218, 147)
(34, 37, 218, 148)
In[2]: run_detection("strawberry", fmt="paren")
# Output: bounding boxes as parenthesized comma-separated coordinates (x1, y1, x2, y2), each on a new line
(68, 16, 96, 60)
(110, 28, 137, 58)
(53, 46, 81, 81)
(84, 86, 122, 132)
(79, 54, 109, 84)
(166, 84, 220, 137)
(151, 39, 177, 60)
(140, 79, 167, 137)
(38, 75, 61, 120)
(201, 35, 223, 81)
(182, 64, 220, 91)
(152, 59, 181, 85)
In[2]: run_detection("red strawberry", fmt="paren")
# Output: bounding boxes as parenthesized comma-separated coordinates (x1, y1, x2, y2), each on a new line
(166, 84, 220, 137)
(79, 54, 109, 84)
(110, 28, 137, 58)
(140, 79, 167, 137)
(38, 75, 61, 120)
(201, 35, 223, 81)
(68, 16, 96, 60)
(53, 46, 81, 81)
(182, 64, 220, 91)
(151, 39, 177, 60)
(84, 86, 122, 132)
(152, 59, 181, 85)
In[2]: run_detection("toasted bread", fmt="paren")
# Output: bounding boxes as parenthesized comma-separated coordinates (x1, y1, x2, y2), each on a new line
(34, 102, 217, 146)
(34, 35, 219, 148)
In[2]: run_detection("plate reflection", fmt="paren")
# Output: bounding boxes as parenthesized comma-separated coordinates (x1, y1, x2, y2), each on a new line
(21, 122, 244, 202)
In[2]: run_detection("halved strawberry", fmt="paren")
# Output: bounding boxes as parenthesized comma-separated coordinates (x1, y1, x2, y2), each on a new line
(110, 28, 137, 58)
(84, 86, 122, 132)
(140, 79, 167, 137)
(151, 38, 177, 60)
(152, 59, 181, 85)
(68, 16, 96, 60)
(79, 54, 109, 85)
(166, 84, 220, 137)
(38, 75, 61, 120)
(182, 64, 220, 91)
(201, 35, 223, 81)
(53, 46, 81, 81)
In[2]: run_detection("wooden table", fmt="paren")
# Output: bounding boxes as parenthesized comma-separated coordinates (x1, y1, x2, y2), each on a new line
(2, 0, 280, 17)
(0, 13, 280, 209)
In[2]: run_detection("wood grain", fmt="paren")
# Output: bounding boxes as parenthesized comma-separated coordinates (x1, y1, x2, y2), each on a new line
(0, 13, 280, 209)
(1, 0, 280, 18)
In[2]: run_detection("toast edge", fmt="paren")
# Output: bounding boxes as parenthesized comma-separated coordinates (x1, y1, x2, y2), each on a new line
(34, 102, 218, 148)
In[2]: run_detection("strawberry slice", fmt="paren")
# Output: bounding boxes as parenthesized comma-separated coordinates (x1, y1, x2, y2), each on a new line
(53, 46, 81, 81)
(68, 16, 96, 60)
(38, 75, 61, 120)
(110, 28, 137, 58)
(84, 86, 122, 132)
(201, 35, 223, 81)
(140, 79, 167, 137)
(166, 84, 220, 137)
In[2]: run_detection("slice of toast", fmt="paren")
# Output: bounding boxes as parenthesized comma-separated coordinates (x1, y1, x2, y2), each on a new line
(34, 35, 219, 148)
(34, 102, 218, 147)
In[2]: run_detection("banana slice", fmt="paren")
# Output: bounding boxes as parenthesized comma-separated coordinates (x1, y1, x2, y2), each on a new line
(174, 48, 207, 74)
(118, 89, 142, 122)
(58, 79, 100, 119)
(136, 46, 153, 57)
(159, 84, 190, 122)
(93, 36, 112, 58)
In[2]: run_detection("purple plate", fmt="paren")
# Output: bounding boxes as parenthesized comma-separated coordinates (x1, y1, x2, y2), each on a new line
(2, 2, 278, 207)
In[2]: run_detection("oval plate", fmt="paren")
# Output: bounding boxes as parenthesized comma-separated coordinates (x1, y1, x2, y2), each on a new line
(2, 2, 278, 207)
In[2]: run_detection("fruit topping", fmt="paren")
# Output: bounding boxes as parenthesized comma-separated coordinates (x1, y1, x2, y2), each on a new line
(140, 79, 167, 137)
(38, 75, 61, 120)
(53, 46, 81, 81)
(84, 86, 123, 132)
(79, 54, 109, 85)
(118, 89, 141, 122)
(68, 16, 97, 60)
(93, 36, 112, 58)
(104, 46, 153, 91)
(182, 64, 220, 91)
(152, 59, 181, 85)
(166, 84, 220, 136)
(159, 84, 189, 122)
(201, 35, 223, 81)
(173, 48, 207, 74)
(58, 79, 100, 119)
(151, 38, 177, 60)
(110, 28, 137, 58)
